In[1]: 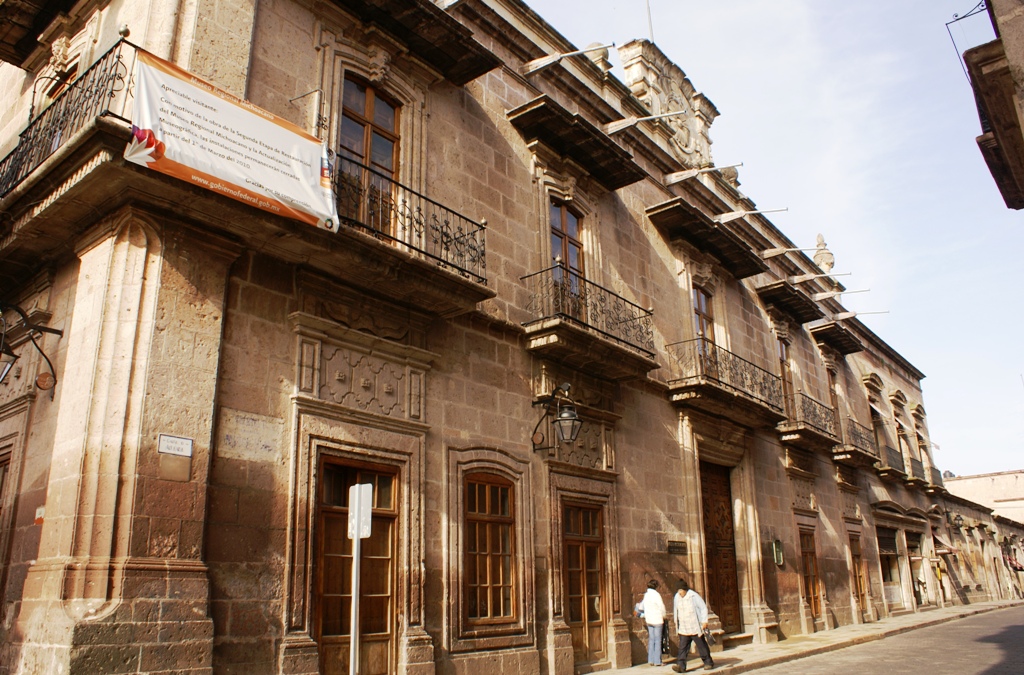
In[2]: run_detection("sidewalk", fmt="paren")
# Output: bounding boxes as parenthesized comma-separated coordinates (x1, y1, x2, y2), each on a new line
(603, 599, 1024, 674)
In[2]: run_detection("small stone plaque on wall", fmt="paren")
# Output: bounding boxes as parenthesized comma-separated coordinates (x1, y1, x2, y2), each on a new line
(158, 434, 193, 457)
(667, 540, 688, 555)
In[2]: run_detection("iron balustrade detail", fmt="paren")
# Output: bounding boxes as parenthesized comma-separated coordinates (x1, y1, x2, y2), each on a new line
(843, 417, 880, 459)
(882, 445, 905, 473)
(667, 337, 783, 414)
(0, 40, 136, 199)
(521, 264, 655, 356)
(909, 458, 925, 481)
(786, 393, 839, 439)
(334, 156, 486, 284)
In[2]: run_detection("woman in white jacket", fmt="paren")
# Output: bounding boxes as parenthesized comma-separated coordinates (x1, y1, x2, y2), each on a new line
(641, 579, 667, 666)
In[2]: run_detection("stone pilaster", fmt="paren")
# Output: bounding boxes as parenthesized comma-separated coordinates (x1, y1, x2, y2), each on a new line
(12, 209, 239, 674)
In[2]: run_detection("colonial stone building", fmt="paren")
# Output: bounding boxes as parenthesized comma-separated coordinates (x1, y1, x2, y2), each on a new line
(0, 0, 1021, 674)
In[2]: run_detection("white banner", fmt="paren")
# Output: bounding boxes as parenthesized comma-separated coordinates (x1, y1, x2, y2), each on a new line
(125, 49, 338, 230)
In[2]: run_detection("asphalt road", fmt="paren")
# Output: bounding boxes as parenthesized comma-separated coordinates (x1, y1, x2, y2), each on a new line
(745, 605, 1024, 675)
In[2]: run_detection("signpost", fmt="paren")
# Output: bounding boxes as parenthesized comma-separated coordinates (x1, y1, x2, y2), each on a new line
(347, 483, 373, 675)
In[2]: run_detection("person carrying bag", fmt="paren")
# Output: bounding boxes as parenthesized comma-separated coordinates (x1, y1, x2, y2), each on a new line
(671, 578, 715, 672)
(641, 579, 667, 667)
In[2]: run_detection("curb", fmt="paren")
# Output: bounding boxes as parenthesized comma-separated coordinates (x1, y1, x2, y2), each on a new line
(714, 602, 1021, 674)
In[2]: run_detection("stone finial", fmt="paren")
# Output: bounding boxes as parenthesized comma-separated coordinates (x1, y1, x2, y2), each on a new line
(813, 233, 834, 272)
(585, 42, 612, 73)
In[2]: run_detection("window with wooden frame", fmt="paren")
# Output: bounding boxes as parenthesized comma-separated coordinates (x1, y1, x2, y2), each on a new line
(800, 529, 821, 618)
(337, 78, 401, 234)
(778, 338, 793, 416)
(549, 200, 585, 319)
(693, 286, 714, 343)
(465, 473, 516, 624)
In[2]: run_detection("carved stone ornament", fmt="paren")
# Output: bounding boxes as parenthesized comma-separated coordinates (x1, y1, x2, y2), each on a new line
(368, 46, 391, 84)
(768, 309, 791, 343)
(689, 261, 716, 292)
(50, 36, 72, 76)
(619, 39, 719, 168)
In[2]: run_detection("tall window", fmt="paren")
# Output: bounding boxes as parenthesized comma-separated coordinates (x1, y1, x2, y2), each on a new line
(800, 530, 821, 619)
(693, 286, 714, 343)
(465, 474, 516, 623)
(337, 79, 400, 233)
(550, 201, 585, 317)
(778, 338, 793, 415)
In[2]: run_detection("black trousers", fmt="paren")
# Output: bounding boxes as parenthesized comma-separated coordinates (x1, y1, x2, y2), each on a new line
(677, 633, 713, 669)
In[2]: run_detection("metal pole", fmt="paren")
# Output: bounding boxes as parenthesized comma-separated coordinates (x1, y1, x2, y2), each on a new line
(349, 498, 362, 675)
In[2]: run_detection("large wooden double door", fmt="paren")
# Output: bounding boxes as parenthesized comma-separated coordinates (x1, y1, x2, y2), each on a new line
(699, 461, 742, 634)
(317, 461, 398, 675)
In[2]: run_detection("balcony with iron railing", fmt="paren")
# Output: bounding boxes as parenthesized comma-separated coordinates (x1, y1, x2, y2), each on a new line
(926, 465, 946, 494)
(0, 40, 135, 201)
(876, 444, 907, 479)
(906, 457, 927, 487)
(777, 392, 839, 451)
(666, 337, 785, 427)
(0, 40, 493, 315)
(832, 417, 881, 466)
(334, 155, 487, 285)
(521, 264, 657, 381)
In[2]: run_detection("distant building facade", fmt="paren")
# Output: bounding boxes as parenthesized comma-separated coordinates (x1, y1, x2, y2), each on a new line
(0, 0, 1021, 674)
(946, 471, 1024, 523)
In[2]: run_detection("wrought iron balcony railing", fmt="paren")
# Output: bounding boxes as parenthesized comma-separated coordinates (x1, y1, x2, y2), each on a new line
(842, 417, 880, 459)
(521, 263, 655, 356)
(667, 337, 783, 414)
(334, 156, 486, 284)
(881, 445, 905, 473)
(0, 40, 136, 200)
(929, 466, 944, 487)
(784, 392, 839, 439)
(909, 458, 925, 481)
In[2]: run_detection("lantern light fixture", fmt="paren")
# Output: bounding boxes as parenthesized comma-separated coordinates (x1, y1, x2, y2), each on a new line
(531, 382, 582, 453)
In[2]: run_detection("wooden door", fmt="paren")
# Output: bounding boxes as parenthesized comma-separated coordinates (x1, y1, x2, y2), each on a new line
(800, 530, 821, 619)
(699, 461, 742, 634)
(563, 504, 606, 666)
(317, 462, 397, 675)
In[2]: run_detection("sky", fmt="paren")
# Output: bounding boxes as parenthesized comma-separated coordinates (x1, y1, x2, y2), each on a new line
(523, 0, 1023, 477)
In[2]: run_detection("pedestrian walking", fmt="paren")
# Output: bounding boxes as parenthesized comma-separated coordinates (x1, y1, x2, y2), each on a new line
(642, 579, 667, 666)
(672, 578, 715, 672)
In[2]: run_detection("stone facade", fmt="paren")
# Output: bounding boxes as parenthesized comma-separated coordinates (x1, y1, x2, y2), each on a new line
(0, 0, 1022, 674)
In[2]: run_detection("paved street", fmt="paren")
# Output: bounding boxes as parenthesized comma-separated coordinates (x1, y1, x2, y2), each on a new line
(740, 605, 1024, 675)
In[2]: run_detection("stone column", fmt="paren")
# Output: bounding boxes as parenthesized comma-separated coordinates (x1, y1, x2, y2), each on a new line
(13, 209, 239, 674)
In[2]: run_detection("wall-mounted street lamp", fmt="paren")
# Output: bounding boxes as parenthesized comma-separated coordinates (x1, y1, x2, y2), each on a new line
(952, 513, 964, 529)
(0, 303, 64, 392)
(531, 382, 582, 453)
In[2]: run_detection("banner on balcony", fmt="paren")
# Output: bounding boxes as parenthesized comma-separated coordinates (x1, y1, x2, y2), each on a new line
(124, 49, 338, 230)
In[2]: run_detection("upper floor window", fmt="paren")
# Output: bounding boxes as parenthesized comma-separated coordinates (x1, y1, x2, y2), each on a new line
(337, 79, 401, 234)
(693, 286, 714, 343)
(339, 79, 400, 178)
(550, 201, 583, 276)
(465, 474, 516, 624)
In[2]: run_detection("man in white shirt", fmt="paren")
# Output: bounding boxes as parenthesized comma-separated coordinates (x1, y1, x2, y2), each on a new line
(641, 579, 667, 666)
(672, 578, 715, 672)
